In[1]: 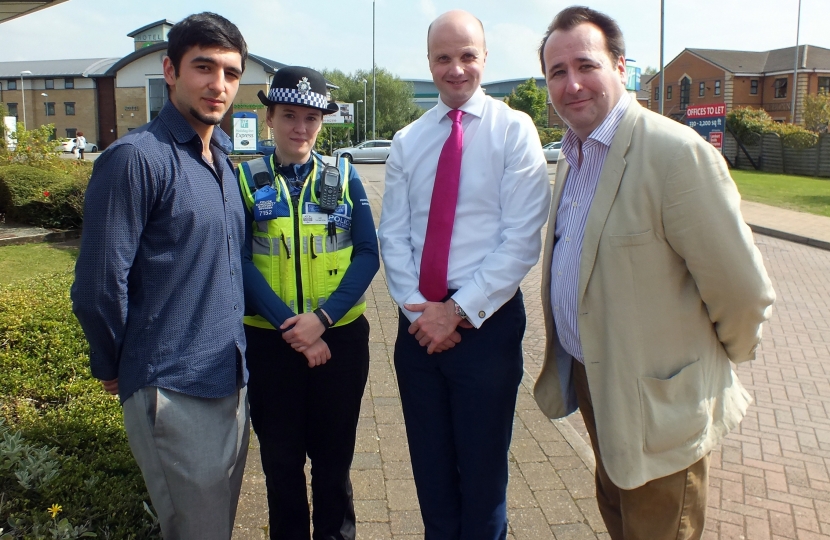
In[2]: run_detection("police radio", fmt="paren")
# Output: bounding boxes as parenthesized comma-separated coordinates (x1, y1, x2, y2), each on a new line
(318, 165, 342, 214)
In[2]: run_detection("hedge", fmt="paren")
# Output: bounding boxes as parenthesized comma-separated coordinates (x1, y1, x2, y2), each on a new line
(0, 165, 88, 230)
(726, 107, 819, 150)
(0, 272, 160, 539)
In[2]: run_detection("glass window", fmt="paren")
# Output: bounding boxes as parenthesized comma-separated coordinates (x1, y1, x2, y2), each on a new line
(714, 80, 721, 96)
(45, 79, 54, 90)
(819, 77, 830, 94)
(680, 77, 690, 110)
(654, 85, 660, 101)
(148, 78, 168, 120)
(699, 82, 705, 97)
(45, 102, 55, 116)
(378, 141, 391, 147)
(667, 85, 672, 100)
(64, 78, 74, 89)
(8, 80, 16, 91)
(66, 128, 77, 138)
(7, 103, 17, 117)
(750, 80, 759, 95)
(774, 78, 787, 98)
(65, 102, 75, 115)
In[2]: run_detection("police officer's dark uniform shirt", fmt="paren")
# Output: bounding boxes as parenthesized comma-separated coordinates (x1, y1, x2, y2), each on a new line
(71, 100, 247, 404)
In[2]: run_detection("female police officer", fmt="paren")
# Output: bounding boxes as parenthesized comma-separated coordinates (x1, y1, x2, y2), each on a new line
(237, 66, 379, 540)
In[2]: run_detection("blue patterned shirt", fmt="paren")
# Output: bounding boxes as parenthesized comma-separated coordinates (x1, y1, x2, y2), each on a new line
(550, 93, 631, 362)
(71, 101, 247, 403)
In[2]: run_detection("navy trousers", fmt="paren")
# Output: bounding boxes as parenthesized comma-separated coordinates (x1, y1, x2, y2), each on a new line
(394, 290, 525, 540)
(246, 316, 370, 540)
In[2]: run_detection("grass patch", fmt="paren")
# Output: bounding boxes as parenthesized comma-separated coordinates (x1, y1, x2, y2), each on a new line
(731, 170, 830, 218)
(0, 243, 78, 286)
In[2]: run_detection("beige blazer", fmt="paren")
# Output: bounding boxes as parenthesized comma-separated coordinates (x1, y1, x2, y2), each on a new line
(533, 102, 775, 489)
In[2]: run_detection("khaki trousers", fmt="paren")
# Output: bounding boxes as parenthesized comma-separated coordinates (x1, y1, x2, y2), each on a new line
(572, 360, 708, 540)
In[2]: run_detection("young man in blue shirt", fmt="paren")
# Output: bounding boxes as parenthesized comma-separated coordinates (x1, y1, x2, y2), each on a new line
(71, 12, 249, 539)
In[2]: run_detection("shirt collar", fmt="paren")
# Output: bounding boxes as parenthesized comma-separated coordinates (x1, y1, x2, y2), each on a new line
(157, 100, 233, 154)
(561, 92, 631, 165)
(435, 87, 486, 122)
(275, 154, 314, 179)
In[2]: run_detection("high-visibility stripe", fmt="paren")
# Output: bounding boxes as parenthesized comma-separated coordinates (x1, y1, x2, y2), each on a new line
(252, 236, 271, 256)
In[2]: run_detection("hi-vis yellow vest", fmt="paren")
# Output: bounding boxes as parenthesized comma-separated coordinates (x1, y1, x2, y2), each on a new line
(237, 154, 365, 329)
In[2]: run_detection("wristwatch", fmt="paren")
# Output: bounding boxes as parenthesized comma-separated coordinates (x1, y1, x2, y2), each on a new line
(451, 299, 467, 320)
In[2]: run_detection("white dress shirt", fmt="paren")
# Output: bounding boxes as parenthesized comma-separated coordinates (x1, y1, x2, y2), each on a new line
(378, 88, 551, 328)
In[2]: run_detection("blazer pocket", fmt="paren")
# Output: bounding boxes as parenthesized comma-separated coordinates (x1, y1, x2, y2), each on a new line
(638, 358, 709, 454)
(608, 230, 654, 247)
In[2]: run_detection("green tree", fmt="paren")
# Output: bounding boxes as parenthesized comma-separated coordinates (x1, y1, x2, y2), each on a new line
(320, 67, 424, 147)
(803, 92, 830, 134)
(504, 78, 548, 127)
(643, 66, 658, 76)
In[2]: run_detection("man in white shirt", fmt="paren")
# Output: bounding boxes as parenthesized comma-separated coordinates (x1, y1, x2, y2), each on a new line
(377, 10, 550, 538)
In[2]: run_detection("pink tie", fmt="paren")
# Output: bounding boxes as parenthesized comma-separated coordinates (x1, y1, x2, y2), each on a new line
(420, 109, 465, 302)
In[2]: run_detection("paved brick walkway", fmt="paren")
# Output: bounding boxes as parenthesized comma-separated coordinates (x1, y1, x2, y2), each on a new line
(234, 164, 830, 539)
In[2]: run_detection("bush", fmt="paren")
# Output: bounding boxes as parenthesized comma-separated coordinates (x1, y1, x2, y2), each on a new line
(538, 127, 565, 146)
(0, 165, 86, 229)
(727, 106, 819, 150)
(0, 273, 160, 539)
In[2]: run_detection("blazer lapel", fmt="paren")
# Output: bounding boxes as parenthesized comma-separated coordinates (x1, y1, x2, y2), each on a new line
(577, 104, 640, 306)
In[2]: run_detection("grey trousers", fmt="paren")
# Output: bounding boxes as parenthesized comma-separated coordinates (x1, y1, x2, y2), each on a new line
(122, 385, 250, 540)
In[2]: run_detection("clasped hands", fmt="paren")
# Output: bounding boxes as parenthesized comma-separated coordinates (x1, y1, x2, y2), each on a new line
(404, 300, 474, 354)
(282, 311, 332, 368)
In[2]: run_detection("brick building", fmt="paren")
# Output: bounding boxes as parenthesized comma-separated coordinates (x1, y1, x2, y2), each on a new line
(645, 45, 830, 123)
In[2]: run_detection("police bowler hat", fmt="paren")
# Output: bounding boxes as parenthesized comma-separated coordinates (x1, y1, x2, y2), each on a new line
(257, 66, 339, 115)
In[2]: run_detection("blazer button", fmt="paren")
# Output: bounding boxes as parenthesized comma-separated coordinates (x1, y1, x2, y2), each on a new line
(478, 311, 486, 318)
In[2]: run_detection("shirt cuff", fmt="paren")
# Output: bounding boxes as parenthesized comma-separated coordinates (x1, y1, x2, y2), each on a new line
(401, 291, 429, 323)
(451, 284, 494, 329)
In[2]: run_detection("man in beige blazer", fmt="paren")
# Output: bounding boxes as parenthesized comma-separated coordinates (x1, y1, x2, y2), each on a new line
(533, 6, 775, 539)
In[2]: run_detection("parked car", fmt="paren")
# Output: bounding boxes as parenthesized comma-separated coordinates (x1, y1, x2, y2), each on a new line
(58, 137, 98, 153)
(543, 141, 562, 163)
(256, 139, 275, 155)
(332, 140, 392, 163)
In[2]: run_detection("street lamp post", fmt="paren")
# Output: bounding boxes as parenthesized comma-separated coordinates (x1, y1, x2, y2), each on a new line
(372, 0, 376, 140)
(20, 70, 31, 129)
(362, 79, 368, 142)
(790, 0, 802, 124)
(356, 100, 363, 142)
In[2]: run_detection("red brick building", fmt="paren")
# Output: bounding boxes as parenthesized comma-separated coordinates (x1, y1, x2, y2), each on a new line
(644, 45, 830, 124)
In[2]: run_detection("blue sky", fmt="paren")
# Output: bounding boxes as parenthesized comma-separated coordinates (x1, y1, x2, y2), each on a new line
(1, 0, 828, 83)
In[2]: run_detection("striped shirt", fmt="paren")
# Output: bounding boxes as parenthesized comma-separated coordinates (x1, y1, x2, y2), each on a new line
(550, 93, 631, 362)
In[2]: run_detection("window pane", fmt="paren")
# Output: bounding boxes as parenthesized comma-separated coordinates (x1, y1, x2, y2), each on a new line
(667, 85, 672, 100)
(654, 86, 660, 100)
(64, 78, 74, 89)
(680, 78, 690, 110)
(65, 102, 75, 115)
(8, 80, 16, 91)
(148, 79, 168, 120)
(750, 80, 758, 95)
(7, 103, 17, 117)
(45, 79, 54, 90)
(714, 80, 721, 96)
(45, 102, 55, 116)
(819, 77, 830, 94)
(66, 128, 76, 138)
(775, 78, 787, 98)
(699, 82, 705, 97)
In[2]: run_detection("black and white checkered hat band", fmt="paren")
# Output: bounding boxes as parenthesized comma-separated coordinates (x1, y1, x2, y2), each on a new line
(267, 88, 329, 109)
